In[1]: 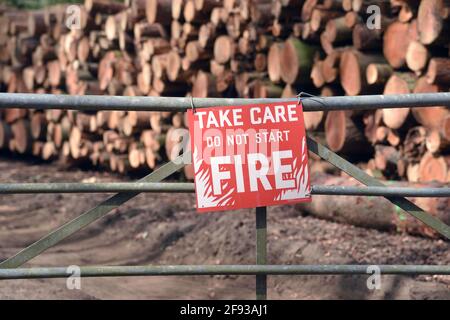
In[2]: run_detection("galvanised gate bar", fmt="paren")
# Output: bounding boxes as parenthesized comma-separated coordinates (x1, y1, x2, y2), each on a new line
(0, 92, 449, 300)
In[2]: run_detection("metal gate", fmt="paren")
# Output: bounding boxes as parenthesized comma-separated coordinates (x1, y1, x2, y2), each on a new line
(0, 92, 449, 300)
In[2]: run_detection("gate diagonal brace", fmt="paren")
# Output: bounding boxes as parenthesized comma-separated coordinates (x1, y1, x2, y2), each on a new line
(307, 136, 450, 240)
(0, 153, 190, 269)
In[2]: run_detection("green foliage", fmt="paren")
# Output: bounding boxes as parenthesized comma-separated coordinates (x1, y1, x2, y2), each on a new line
(1, 0, 82, 10)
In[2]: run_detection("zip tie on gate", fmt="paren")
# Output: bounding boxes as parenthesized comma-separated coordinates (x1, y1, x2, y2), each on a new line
(296, 91, 326, 108)
(189, 96, 197, 113)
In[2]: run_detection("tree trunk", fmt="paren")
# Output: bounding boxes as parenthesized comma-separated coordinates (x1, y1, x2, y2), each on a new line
(299, 172, 450, 239)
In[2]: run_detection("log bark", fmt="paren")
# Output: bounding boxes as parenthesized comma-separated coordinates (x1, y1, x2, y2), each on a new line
(299, 173, 450, 238)
(0, 121, 12, 149)
(28, 11, 46, 37)
(353, 24, 382, 50)
(85, 0, 126, 14)
(326, 16, 352, 44)
(366, 63, 394, 86)
(425, 58, 450, 85)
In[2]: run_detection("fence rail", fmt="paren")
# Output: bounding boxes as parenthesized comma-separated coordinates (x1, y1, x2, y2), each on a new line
(0, 92, 449, 300)
(1, 92, 450, 111)
(1, 265, 450, 280)
(0, 182, 449, 197)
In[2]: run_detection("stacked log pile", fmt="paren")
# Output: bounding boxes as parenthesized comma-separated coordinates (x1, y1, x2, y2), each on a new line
(0, 0, 448, 183)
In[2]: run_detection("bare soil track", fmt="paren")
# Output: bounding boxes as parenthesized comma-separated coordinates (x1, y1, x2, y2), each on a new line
(0, 156, 449, 299)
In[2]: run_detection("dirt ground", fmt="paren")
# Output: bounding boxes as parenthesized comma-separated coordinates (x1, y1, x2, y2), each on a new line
(0, 155, 449, 299)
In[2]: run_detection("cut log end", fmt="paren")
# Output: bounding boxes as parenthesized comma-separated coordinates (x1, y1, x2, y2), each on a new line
(419, 153, 448, 183)
(340, 50, 361, 96)
(417, 0, 448, 45)
(325, 110, 346, 152)
(280, 38, 316, 85)
(383, 21, 412, 68)
(382, 73, 416, 129)
(405, 41, 429, 72)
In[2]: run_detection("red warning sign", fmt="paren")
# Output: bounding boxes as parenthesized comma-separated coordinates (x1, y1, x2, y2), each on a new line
(187, 101, 311, 212)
